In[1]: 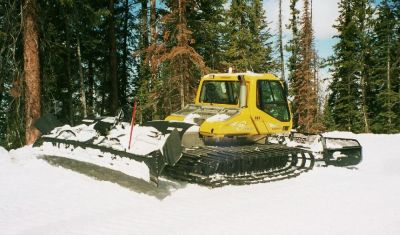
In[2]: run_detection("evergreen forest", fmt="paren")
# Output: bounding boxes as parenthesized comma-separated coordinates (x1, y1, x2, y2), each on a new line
(0, 0, 399, 149)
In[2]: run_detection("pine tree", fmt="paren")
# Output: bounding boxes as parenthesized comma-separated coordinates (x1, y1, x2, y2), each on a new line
(120, 0, 131, 107)
(286, 0, 301, 125)
(38, 0, 114, 121)
(370, 0, 400, 132)
(285, 0, 320, 132)
(327, 0, 373, 132)
(140, 0, 226, 119)
(158, 0, 206, 111)
(136, 0, 154, 121)
(278, 0, 285, 81)
(222, 0, 251, 71)
(295, 0, 319, 132)
(395, 1, 400, 129)
(1, 0, 138, 147)
(249, 0, 275, 72)
(0, 0, 25, 148)
(187, 0, 226, 71)
(108, 0, 119, 114)
(223, 0, 275, 72)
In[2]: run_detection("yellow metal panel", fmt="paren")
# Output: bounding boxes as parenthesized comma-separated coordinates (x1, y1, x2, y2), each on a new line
(247, 76, 292, 135)
(199, 108, 259, 136)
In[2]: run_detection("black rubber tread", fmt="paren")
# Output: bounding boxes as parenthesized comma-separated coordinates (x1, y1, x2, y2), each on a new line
(163, 144, 315, 187)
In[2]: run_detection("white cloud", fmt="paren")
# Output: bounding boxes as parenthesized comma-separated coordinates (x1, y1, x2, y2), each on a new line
(263, 0, 290, 36)
(264, 0, 340, 40)
(312, 0, 340, 39)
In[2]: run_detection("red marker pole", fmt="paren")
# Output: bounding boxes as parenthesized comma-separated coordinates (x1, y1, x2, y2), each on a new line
(128, 99, 137, 149)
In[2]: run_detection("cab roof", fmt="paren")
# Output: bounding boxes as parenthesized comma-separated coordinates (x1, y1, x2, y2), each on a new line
(202, 72, 280, 81)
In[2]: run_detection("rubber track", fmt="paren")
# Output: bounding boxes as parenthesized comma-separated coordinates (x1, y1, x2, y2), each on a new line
(163, 144, 315, 187)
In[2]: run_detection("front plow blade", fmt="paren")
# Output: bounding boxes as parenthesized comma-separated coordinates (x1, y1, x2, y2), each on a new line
(33, 115, 187, 185)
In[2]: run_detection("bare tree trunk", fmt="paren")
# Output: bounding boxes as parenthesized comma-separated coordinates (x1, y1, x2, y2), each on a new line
(140, 0, 148, 77)
(141, 0, 148, 48)
(360, 5, 369, 133)
(185, 72, 190, 105)
(314, 53, 320, 118)
(278, 0, 285, 81)
(310, 0, 313, 26)
(347, 78, 351, 131)
(150, 0, 156, 43)
(150, 0, 158, 118)
(180, 74, 185, 109)
(0, 79, 4, 118)
(65, 16, 73, 124)
(361, 74, 369, 132)
(88, 59, 94, 115)
(77, 38, 87, 117)
(121, 0, 129, 104)
(387, 37, 392, 125)
(168, 81, 172, 114)
(398, 38, 400, 96)
(101, 73, 107, 116)
(108, 0, 119, 114)
(23, 0, 41, 145)
(178, 0, 185, 110)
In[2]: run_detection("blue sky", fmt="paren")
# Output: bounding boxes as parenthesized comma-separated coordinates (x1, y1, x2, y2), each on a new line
(261, 0, 344, 94)
(263, 0, 341, 61)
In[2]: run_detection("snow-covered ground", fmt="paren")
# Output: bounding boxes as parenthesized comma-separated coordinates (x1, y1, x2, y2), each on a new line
(1, 132, 400, 235)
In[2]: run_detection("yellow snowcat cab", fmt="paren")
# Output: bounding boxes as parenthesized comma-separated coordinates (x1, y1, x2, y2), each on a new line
(166, 73, 292, 142)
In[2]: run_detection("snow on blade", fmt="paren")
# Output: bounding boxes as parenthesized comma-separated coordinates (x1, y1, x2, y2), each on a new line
(286, 135, 324, 152)
(325, 138, 360, 149)
(47, 124, 97, 142)
(42, 122, 170, 157)
(124, 125, 168, 156)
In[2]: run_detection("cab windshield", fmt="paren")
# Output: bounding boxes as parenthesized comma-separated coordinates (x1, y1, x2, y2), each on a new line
(199, 81, 240, 105)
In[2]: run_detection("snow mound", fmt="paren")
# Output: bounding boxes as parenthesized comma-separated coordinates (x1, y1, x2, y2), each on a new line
(0, 147, 10, 166)
(1, 132, 400, 234)
(0, 146, 8, 158)
(7, 145, 41, 163)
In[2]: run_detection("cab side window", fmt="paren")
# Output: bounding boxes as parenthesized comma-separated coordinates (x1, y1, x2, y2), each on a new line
(257, 80, 290, 122)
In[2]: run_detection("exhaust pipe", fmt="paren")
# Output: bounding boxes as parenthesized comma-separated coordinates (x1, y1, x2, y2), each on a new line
(238, 75, 247, 108)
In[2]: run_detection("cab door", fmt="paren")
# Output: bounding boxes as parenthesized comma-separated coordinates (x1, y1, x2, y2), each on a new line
(251, 80, 291, 134)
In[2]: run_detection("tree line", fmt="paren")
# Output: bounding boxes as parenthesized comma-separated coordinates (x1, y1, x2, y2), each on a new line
(0, 0, 399, 149)
(326, 0, 400, 134)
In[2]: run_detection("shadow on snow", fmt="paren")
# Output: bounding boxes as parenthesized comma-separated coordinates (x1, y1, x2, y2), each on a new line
(40, 155, 187, 200)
